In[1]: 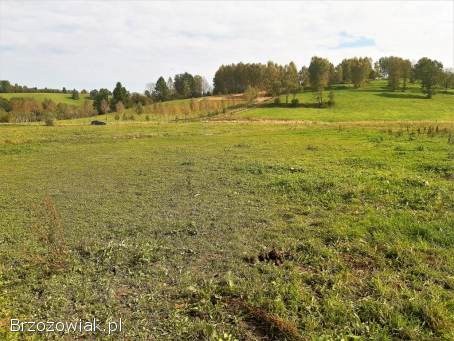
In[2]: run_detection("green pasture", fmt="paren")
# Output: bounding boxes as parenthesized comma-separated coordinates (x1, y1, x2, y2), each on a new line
(238, 80, 454, 122)
(0, 119, 453, 339)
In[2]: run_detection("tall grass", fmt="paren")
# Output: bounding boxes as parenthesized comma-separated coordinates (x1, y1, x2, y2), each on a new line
(144, 98, 244, 119)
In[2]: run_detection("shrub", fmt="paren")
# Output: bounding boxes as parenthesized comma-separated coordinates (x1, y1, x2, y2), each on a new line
(115, 101, 125, 113)
(145, 115, 150, 121)
(99, 99, 109, 114)
(290, 98, 299, 107)
(71, 90, 79, 100)
(32, 197, 68, 274)
(0, 108, 9, 122)
(55, 103, 80, 120)
(0, 97, 11, 112)
(135, 103, 144, 114)
(42, 98, 56, 112)
(328, 91, 335, 107)
(244, 86, 259, 105)
(44, 113, 55, 126)
(114, 113, 120, 121)
(274, 97, 281, 105)
(9, 97, 41, 114)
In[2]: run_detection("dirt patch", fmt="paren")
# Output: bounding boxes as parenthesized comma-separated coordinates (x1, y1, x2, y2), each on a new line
(255, 96, 273, 103)
(225, 298, 302, 341)
(342, 253, 379, 273)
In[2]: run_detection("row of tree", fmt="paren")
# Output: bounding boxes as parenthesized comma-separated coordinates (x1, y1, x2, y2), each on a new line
(213, 57, 453, 100)
(0, 80, 88, 94)
(213, 62, 301, 103)
(212, 59, 372, 95)
(378, 57, 452, 98)
(377, 57, 412, 91)
(2, 55, 453, 121)
(0, 81, 153, 121)
(0, 97, 95, 123)
(89, 82, 152, 114)
(146, 73, 211, 102)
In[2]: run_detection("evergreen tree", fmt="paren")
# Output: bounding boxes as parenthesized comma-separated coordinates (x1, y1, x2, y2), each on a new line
(111, 82, 130, 110)
(153, 77, 170, 101)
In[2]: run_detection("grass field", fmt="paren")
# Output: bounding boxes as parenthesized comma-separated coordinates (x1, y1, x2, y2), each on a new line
(0, 92, 91, 107)
(1, 117, 453, 340)
(237, 81, 454, 122)
(1, 80, 454, 340)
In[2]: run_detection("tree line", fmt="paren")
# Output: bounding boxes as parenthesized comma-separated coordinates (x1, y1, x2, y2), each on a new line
(146, 73, 211, 102)
(0, 97, 95, 123)
(1, 55, 453, 123)
(213, 56, 454, 101)
(88, 82, 153, 115)
(0, 80, 88, 94)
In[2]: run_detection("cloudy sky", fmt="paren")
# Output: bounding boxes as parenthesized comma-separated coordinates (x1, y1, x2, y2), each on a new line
(0, 1, 453, 92)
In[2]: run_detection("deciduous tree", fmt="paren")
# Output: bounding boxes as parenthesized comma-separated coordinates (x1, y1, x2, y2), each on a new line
(93, 88, 110, 114)
(308, 56, 331, 105)
(283, 62, 299, 103)
(414, 57, 443, 98)
(350, 57, 372, 88)
(440, 69, 454, 92)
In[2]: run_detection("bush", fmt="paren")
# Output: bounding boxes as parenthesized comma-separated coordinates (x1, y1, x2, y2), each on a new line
(0, 98, 11, 112)
(44, 113, 55, 126)
(328, 91, 335, 107)
(115, 101, 125, 113)
(290, 98, 299, 107)
(135, 103, 144, 115)
(0, 108, 9, 122)
(244, 86, 259, 105)
(114, 113, 120, 121)
(274, 97, 281, 105)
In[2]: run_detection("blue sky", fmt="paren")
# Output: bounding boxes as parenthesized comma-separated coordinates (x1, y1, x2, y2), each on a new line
(0, 1, 452, 92)
(335, 32, 376, 49)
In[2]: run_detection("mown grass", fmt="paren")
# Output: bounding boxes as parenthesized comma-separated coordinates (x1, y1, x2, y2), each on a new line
(0, 119, 453, 340)
(0, 93, 91, 107)
(238, 80, 454, 122)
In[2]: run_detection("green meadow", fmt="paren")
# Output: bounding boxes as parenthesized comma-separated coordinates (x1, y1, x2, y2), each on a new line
(0, 92, 91, 107)
(0, 83, 453, 340)
(238, 81, 454, 122)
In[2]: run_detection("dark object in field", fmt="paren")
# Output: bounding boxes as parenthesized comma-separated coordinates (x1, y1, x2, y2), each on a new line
(244, 248, 293, 266)
(90, 120, 106, 125)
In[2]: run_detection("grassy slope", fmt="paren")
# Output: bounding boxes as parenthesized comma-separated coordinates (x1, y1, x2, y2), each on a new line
(238, 81, 454, 122)
(1, 121, 453, 339)
(0, 92, 91, 107)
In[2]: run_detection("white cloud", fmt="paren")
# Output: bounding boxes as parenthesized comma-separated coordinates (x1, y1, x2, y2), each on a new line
(0, 1, 452, 91)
